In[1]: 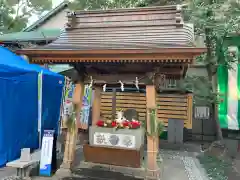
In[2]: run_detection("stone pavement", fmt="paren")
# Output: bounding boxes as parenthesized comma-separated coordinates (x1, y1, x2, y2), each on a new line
(0, 167, 16, 180)
(0, 146, 209, 180)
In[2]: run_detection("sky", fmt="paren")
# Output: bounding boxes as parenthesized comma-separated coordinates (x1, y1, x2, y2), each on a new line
(28, 0, 64, 25)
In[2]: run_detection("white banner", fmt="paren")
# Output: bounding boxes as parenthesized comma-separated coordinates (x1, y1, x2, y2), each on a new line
(227, 61, 239, 130)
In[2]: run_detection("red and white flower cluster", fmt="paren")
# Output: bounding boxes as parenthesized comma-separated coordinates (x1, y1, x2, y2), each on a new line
(96, 119, 141, 129)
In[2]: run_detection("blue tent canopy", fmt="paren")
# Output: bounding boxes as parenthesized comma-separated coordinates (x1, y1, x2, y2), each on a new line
(0, 47, 64, 166)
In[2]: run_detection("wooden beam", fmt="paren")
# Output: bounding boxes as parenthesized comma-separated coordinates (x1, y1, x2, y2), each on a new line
(85, 73, 149, 84)
(86, 67, 183, 75)
(84, 72, 182, 85)
(30, 55, 193, 64)
(16, 47, 206, 56)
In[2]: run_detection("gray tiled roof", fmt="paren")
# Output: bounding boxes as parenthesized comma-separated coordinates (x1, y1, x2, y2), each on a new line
(33, 5, 196, 50)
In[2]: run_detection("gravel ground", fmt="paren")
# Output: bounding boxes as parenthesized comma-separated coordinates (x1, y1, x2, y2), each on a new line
(197, 153, 240, 180)
(0, 145, 209, 180)
(159, 149, 209, 180)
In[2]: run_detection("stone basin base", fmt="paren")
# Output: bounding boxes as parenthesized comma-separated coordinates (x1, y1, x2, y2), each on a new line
(83, 144, 144, 168)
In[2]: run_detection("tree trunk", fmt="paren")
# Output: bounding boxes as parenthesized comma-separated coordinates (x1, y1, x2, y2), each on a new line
(212, 74, 223, 141)
(205, 0, 223, 141)
(207, 65, 223, 141)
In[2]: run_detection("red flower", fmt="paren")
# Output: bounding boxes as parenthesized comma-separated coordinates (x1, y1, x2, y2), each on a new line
(130, 121, 141, 129)
(96, 120, 104, 127)
(122, 121, 130, 127)
(111, 121, 117, 127)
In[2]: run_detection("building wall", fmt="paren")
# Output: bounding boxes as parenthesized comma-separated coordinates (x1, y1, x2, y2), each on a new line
(35, 8, 68, 30)
(187, 65, 208, 77)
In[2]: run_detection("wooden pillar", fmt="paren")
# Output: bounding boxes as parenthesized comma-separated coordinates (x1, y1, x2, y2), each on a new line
(61, 81, 84, 169)
(146, 85, 160, 178)
(92, 87, 101, 125)
(73, 82, 86, 129)
(112, 88, 117, 120)
(186, 93, 193, 129)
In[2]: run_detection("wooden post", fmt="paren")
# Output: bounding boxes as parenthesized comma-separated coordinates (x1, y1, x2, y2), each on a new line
(73, 82, 86, 129)
(146, 85, 160, 178)
(186, 93, 193, 129)
(92, 87, 101, 125)
(60, 81, 84, 172)
(112, 88, 117, 120)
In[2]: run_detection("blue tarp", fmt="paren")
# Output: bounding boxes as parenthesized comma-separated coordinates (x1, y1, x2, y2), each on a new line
(0, 47, 64, 166)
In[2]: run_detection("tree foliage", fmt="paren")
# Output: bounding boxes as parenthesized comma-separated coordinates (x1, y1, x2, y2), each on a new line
(182, 0, 240, 102)
(186, 0, 240, 67)
(138, 0, 184, 6)
(70, 0, 185, 10)
(183, 0, 240, 139)
(0, 0, 52, 33)
(69, 0, 145, 10)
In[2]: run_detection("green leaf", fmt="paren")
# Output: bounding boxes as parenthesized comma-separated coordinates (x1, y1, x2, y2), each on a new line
(66, 104, 78, 133)
(0, 0, 52, 33)
(143, 108, 164, 137)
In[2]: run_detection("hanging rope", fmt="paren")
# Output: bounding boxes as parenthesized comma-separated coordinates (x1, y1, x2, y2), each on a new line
(85, 74, 151, 92)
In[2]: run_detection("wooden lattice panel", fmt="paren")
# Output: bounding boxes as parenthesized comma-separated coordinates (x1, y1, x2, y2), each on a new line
(100, 92, 147, 122)
(157, 94, 189, 128)
(100, 92, 192, 129)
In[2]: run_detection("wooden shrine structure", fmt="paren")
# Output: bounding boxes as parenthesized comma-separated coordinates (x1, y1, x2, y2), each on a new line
(17, 5, 206, 178)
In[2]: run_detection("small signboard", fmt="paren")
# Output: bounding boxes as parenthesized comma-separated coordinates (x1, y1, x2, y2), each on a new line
(194, 106, 210, 120)
(39, 130, 55, 176)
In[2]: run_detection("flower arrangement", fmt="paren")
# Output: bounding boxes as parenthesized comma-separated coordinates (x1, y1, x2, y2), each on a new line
(96, 119, 141, 129)
(96, 110, 141, 129)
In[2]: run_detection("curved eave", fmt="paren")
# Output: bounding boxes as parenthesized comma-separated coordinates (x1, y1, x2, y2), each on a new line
(16, 47, 206, 55)
(16, 47, 206, 64)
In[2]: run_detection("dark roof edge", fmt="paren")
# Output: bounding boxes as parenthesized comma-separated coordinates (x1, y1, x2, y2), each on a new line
(71, 5, 180, 15)
(23, 1, 69, 32)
